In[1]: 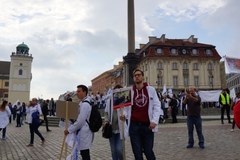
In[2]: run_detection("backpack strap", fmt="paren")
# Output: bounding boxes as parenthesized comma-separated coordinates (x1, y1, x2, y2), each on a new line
(82, 100, 92, 125)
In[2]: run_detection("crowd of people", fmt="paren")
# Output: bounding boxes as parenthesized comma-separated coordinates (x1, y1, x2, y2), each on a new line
(0, 68, 240, 160)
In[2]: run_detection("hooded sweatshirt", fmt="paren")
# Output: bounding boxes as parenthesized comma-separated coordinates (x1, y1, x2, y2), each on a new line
(131, 82, 149, 124)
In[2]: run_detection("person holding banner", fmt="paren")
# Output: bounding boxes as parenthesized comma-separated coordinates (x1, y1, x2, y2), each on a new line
(64, 85, 93, 160)
(0, 100, 11, 140)
(121, 68, 162, 160)
(104, 84, 123, 160)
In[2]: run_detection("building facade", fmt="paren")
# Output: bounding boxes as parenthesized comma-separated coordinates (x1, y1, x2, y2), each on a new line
(91, 62, 123, 94)
(226, 73, 240, 94)
(93, 34, 223, 94)
(134, 35, 222, 92)
(0, 61, 10, 101)
(1, 43, 33, 103)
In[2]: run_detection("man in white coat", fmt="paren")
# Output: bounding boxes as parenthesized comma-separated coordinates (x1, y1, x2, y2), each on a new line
(64, 85, 93, 160)
(121, 68, 162, 160)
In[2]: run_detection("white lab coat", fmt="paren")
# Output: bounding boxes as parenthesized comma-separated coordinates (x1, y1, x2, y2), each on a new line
(68, 96, 93, 150)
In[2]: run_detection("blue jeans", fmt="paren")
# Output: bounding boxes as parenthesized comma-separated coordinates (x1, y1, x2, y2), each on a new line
(129, 121, 155, 160)
(109, 133, 123, 160)
(187, 116, 204, 146)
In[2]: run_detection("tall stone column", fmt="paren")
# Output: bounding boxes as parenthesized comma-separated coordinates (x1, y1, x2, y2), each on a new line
(123, 0, 139, 86)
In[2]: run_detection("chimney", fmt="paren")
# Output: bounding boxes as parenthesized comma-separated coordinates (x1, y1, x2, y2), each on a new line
(148, 36, 157, 43)
(160, 34, 166, 42)
(188, 35, 198, 43)
(139, 44, 145, 49)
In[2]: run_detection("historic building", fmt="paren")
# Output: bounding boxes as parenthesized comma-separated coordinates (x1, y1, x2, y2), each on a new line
(226, 73, 240, 93)
(92, 34, 223, 94)
(0, 61, 10, 101)
(133, 34, 222, 92)
(91, 62, 123, 94)
(0, 43, 33, 103)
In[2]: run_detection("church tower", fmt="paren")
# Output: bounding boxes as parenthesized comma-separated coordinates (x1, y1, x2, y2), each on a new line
(8, 43, 33, 104)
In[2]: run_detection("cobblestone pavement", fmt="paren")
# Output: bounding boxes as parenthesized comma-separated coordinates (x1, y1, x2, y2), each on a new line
(0, 120, 240, 160)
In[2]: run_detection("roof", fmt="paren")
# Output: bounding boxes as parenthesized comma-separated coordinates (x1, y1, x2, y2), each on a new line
(137, 37, 221, 60)
(0, 61, 10, 75)
(17, 42, 29, 49)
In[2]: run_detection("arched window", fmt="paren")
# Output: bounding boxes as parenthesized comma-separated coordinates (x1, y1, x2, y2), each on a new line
(208, 63, 213, 70)
(183, 62, 188, 69)
(19, 69, 23, 75)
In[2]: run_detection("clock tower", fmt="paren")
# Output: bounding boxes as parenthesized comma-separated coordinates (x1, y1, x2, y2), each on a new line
(8, 43, 33, 104)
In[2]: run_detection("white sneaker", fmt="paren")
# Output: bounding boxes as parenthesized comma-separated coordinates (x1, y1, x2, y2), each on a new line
(230, 129, 234, 132)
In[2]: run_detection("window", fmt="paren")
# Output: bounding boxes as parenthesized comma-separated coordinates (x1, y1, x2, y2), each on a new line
(4, 82, 9, 87)
(157, 62, 163, 70)
(208, 63, 213, 70)
(3, 93, 8, 98)
(173, 76, 178, 87)
(18, 69, 23, 75)
(209, 76, 214, 87)
(184, 76, 189, 87)
(194, 76, 199, 87)
(172, 62, 178, 70)
(157, 75, 163, 86)
(193, 63, 199, 70)
(156, 48, 163, 54)
(183, 62, 188, 69)
(170, 48, 177, 55)
(206, 49, 212, 56)
(192, 49, 198, 55)
(20, 63, 23, 66)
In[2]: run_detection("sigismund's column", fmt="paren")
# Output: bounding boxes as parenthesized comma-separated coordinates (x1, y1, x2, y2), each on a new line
(123, 0, 139, 86)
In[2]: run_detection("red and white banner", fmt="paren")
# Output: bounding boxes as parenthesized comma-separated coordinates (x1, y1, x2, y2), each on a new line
(225, 56, 240, 73)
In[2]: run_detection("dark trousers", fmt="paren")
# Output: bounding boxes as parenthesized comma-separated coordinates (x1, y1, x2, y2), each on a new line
(80, 149, 90, 160)
(221, 105, 231, 123)
(129, 121, 155, 160)
(171, 107, 178, 123)
(163, 108, 168, 119)
(187, 116, 204, 146)
(43, 115, 50, 131)
(9, 115, 12, 124)
(16, 114, 21, 127)
(29, 123, 44, 144)
(0, 127, 6, 139)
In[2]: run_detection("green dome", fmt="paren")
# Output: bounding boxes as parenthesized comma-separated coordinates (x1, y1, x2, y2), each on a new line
(17, 42, 29, 49)
(16, 42, 29, 55)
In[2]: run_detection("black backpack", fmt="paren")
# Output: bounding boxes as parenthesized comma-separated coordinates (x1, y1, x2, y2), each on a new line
(83, 100, 102, 132)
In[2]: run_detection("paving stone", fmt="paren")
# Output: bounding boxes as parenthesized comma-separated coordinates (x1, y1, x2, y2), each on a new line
(0, 120, 240, 159)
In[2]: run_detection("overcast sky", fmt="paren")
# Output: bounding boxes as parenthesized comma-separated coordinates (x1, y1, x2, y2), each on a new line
(0, 0, 239, 99)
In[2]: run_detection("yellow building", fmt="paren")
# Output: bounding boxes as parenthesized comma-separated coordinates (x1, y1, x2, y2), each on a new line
(134, 34, 222, 91)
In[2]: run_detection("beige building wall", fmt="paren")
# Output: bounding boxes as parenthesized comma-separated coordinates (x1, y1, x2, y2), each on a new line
(8, 55, 33, 103)
(138, 58, 222, 91)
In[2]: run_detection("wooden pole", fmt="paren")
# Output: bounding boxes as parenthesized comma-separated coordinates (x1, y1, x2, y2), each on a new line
(59, 101, 69, 160)
(65, 101, 69, 158)
(120, 108, 126, 160)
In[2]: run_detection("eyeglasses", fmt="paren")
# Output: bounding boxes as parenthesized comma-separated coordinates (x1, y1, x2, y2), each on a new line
(134, 73, 142, 77)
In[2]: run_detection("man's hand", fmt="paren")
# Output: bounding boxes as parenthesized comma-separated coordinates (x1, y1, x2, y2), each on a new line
(149, 122, 157, 129)
(64, 130, 69, 136)
(119, 115, 126, 121)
